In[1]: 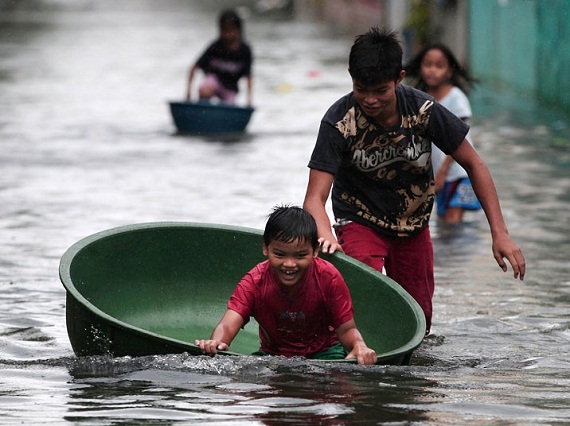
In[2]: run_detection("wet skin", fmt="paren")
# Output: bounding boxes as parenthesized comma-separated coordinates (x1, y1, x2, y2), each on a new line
(262, 238, 318, 291)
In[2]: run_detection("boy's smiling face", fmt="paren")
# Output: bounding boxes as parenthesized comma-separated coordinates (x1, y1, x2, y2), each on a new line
(262, 238, 318, 289)
(351, 70, 405, 124)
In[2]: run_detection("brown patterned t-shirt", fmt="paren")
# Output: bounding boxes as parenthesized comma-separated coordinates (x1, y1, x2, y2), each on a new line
(308, 84, 469, 237)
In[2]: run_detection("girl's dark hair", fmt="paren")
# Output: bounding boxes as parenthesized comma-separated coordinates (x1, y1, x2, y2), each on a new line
(219, 9, 242, 31)
(263, 205, 318, 249)
(349, 27, 403, 85)
(404, 43, 478, 93)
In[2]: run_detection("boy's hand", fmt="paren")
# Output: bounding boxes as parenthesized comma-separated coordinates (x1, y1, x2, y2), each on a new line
(492, 234, 526, 280)
(345, 343, 377, 365)
(434, 169, 446, 192)
(318, 237, 345, 254)
(194, 339, 228, 356)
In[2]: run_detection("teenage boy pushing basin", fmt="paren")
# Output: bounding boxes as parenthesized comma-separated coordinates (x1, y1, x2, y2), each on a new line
(303, 27, 526, 335)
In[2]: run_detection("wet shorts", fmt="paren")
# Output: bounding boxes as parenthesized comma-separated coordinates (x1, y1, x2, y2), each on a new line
(252, 342, 348, 360)
(335, 222, 434, 333)
(200, 74, 237, 104)
(436, 177, 482, 217)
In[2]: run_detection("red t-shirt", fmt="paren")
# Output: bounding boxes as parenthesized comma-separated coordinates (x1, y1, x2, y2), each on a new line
(228, 257, 354, 358)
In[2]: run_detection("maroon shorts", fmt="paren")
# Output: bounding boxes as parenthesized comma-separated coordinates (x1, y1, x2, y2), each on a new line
(335, 221, 434, 333)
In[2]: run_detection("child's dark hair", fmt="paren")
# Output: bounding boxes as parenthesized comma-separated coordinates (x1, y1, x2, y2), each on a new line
(349, 27, 403, 85)
(404, 43, 478, 94)
(263, 205, 319, 249)
(219, 9, 242, 31)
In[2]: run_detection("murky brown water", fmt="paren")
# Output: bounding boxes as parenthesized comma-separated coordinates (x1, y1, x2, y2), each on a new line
(1, 1, 569, 424)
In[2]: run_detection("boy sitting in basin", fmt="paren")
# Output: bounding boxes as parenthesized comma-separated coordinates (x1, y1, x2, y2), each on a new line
(195, 205, 377, 365)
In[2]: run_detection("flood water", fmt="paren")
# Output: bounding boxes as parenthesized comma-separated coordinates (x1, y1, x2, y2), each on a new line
(1, 1, 569, 424)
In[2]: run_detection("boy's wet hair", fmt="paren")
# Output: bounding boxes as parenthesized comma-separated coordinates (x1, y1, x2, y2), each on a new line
(219, 9, 242, 31)
(404, 43, 478, 94)
(349, 27, 403, 85)
(263, 205, 319, 249)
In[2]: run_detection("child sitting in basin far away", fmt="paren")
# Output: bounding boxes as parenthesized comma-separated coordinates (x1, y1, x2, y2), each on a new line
(186, 9, 253, 106)
(194, 205, 377, 365)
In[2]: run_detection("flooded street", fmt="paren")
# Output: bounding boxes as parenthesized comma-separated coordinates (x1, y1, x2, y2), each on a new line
(1, 1, 569, 424)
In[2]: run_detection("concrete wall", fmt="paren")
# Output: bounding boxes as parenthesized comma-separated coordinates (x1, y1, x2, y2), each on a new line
(293, 0, 468, 63)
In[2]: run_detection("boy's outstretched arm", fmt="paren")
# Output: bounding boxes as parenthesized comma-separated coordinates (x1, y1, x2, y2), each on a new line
(246, 75, 253, 106)
(451, 139, 526, 280)
(195, 309, 245, 356)
(303, 169, 344, 254)
(186, 64, 199, 100)
(336, 319, 377, 365)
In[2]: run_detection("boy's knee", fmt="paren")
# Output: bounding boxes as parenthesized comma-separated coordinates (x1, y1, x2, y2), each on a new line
(199, 85, 215, 98)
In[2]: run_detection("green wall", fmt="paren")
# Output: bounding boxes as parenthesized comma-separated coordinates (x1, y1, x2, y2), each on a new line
(469, 0, 570, 113)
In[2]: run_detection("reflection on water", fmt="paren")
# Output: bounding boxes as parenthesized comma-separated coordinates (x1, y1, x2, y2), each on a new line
(64, 354, 441, 424)
(1, 0, 569, 424)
